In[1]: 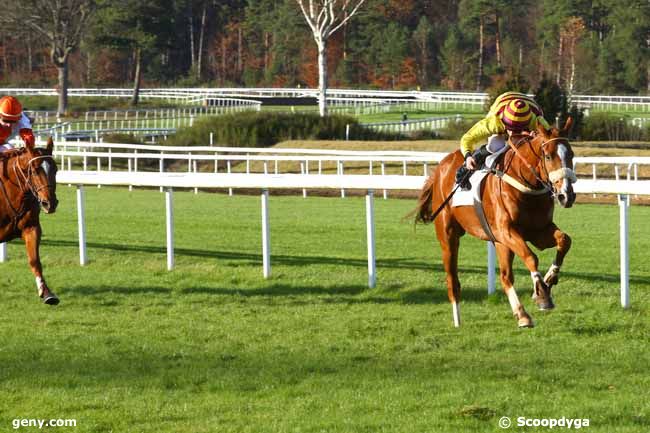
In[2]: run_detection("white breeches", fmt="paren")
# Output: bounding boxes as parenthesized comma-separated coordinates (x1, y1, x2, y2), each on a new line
(486, 134, 506, 153)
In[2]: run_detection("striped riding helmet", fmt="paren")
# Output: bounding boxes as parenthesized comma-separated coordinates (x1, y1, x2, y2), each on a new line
(0, 96, 22, 122)
(500, 99, 532, 132)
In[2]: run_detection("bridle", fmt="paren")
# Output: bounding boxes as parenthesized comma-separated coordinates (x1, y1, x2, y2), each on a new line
(506, 135, 574, 198)
(1, 153, 55, 216)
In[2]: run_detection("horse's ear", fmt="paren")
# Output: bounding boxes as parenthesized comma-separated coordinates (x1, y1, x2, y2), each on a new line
(562, 116, 574, 135)
(536, 123, 549, 137)
(46, 136, 54, 153)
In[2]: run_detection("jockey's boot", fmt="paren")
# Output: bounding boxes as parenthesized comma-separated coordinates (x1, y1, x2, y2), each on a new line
(455, 165, 472, 190)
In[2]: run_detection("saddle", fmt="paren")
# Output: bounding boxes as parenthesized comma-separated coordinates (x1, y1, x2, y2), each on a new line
(451, 145, 509, 242)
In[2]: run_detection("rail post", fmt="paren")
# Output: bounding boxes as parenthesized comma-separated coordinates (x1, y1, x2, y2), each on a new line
(619, 194, 629, 308)
(166, 187, 174, 271)
(366, 189, 377, 288)
(261, 189, 271, 278)
(487, 241, 496, 294)
(77, 186, 87, 265)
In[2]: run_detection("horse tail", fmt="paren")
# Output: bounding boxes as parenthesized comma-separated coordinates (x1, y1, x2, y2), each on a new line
(404, 170, 439, 225)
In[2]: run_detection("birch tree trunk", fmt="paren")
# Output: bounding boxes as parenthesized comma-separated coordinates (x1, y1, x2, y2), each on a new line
(238, 25, 243, 74)
(197, 3, 207, 80)
(476, 16, 484, 91)
(494, 13, 502, 68)
(317, 38, 327, 116)
(188, 5, 196, 68)
(56, 63, 68, 116)
(131, 47, 142, 106)
(26, 35, 33, 73)
(295, 0, 366, 117)
(556, 36, 563, 85)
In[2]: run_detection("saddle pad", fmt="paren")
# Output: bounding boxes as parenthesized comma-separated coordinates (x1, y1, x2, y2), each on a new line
(452, 169, 490, 207)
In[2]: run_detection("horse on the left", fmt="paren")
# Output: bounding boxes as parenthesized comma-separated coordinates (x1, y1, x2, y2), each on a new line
(0, 137, 59, 304)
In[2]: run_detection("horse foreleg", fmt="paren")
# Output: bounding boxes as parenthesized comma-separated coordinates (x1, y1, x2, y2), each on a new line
(499, 228, 554, 311)
(530, 224, 572, 289)
(22, 226, 59, 305)
(435, 219, 462, 327)
(495, 243, 533, 328)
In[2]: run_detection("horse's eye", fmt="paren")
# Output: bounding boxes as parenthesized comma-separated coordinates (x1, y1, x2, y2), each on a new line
(545, 155, 552, 161)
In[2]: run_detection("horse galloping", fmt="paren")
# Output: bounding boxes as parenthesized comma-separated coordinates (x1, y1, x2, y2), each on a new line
(415, 120, 576, 328)
(0, 137, 59, 305)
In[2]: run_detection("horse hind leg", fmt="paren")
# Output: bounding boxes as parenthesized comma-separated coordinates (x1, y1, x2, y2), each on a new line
(496, 243, 533, 328)
(22, 226, 59, 305)
(436, 219, 462, 327)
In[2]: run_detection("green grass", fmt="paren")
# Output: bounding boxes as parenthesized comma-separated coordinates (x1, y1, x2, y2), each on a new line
(1, 187, 649, 432)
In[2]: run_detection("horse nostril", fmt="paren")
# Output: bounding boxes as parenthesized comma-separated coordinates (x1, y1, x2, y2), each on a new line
(557, 194, 566, 203)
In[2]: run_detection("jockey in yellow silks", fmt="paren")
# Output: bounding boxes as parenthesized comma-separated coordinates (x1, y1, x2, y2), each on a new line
(455, 91, 551, 190)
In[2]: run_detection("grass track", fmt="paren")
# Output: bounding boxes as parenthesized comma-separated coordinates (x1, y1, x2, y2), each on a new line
(1, 186, 649, 432)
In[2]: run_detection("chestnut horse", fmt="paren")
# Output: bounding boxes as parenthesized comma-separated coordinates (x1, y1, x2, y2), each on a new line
(0, 137, 59, 304)
(415, 120, 576, 328)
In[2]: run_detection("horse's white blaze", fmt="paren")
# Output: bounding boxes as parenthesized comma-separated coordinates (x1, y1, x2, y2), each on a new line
(552, 144, 576, 195)
(41, 160, 52, 177)
(549, 167, 577, 184)
(452, 302, 461, 328)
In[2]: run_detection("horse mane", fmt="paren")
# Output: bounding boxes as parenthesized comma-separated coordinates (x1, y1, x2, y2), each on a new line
(0, 147, 29, 161)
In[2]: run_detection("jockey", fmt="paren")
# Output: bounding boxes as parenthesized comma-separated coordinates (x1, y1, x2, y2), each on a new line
(0, 95, 36, 152)
(455, 91, 551, 190)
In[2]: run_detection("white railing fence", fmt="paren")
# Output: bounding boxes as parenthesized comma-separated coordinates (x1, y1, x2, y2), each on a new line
(6, 87, 650, 112)
(2, 140, 647, 310)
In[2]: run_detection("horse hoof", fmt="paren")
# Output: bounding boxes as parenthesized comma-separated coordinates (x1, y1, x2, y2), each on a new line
(536, 298, 555, 311)
(518, 320, 534, 328)
(516, 311, 534, 328)
(43, 295, 60, 306)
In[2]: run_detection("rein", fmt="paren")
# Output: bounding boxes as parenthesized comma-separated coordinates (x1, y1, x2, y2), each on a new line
(13, 155, 54, 199)
(505, 135, 572, 197)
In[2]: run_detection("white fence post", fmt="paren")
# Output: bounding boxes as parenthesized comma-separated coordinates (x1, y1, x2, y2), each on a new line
(366, 190, 376, 288)
(261, 189, 271, 278)
(77, 186, 87, 265)
(166, 187, 174, 271)
(619, 194, 629, 308)
(487, 241, 496, 294)
(0, 242, 6, 262)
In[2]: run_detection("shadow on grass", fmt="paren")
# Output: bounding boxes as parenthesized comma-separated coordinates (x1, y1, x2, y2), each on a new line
(42, 240, 649, 285)
(42, 239, 473, 274)
(63, 282, 490, 305)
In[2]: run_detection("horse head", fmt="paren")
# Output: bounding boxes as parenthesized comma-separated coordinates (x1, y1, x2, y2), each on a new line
(532, 118, 577, 208)
(18, 137, 58, 214)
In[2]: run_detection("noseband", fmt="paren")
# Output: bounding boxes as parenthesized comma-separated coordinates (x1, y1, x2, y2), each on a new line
(507, 135, 575, 197)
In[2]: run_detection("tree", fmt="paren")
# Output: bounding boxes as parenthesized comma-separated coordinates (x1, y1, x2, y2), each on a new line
(2, 0, 95, 115)
(92, 0, 173, 105)
(413, 17, 434, 87)
(295, 0, 366, 116)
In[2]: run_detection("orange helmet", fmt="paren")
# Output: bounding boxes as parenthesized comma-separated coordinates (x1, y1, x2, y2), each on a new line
(0, 96, 23, 122)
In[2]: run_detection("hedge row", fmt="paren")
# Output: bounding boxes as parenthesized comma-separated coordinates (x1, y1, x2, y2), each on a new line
(162, 112, 403, 147)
